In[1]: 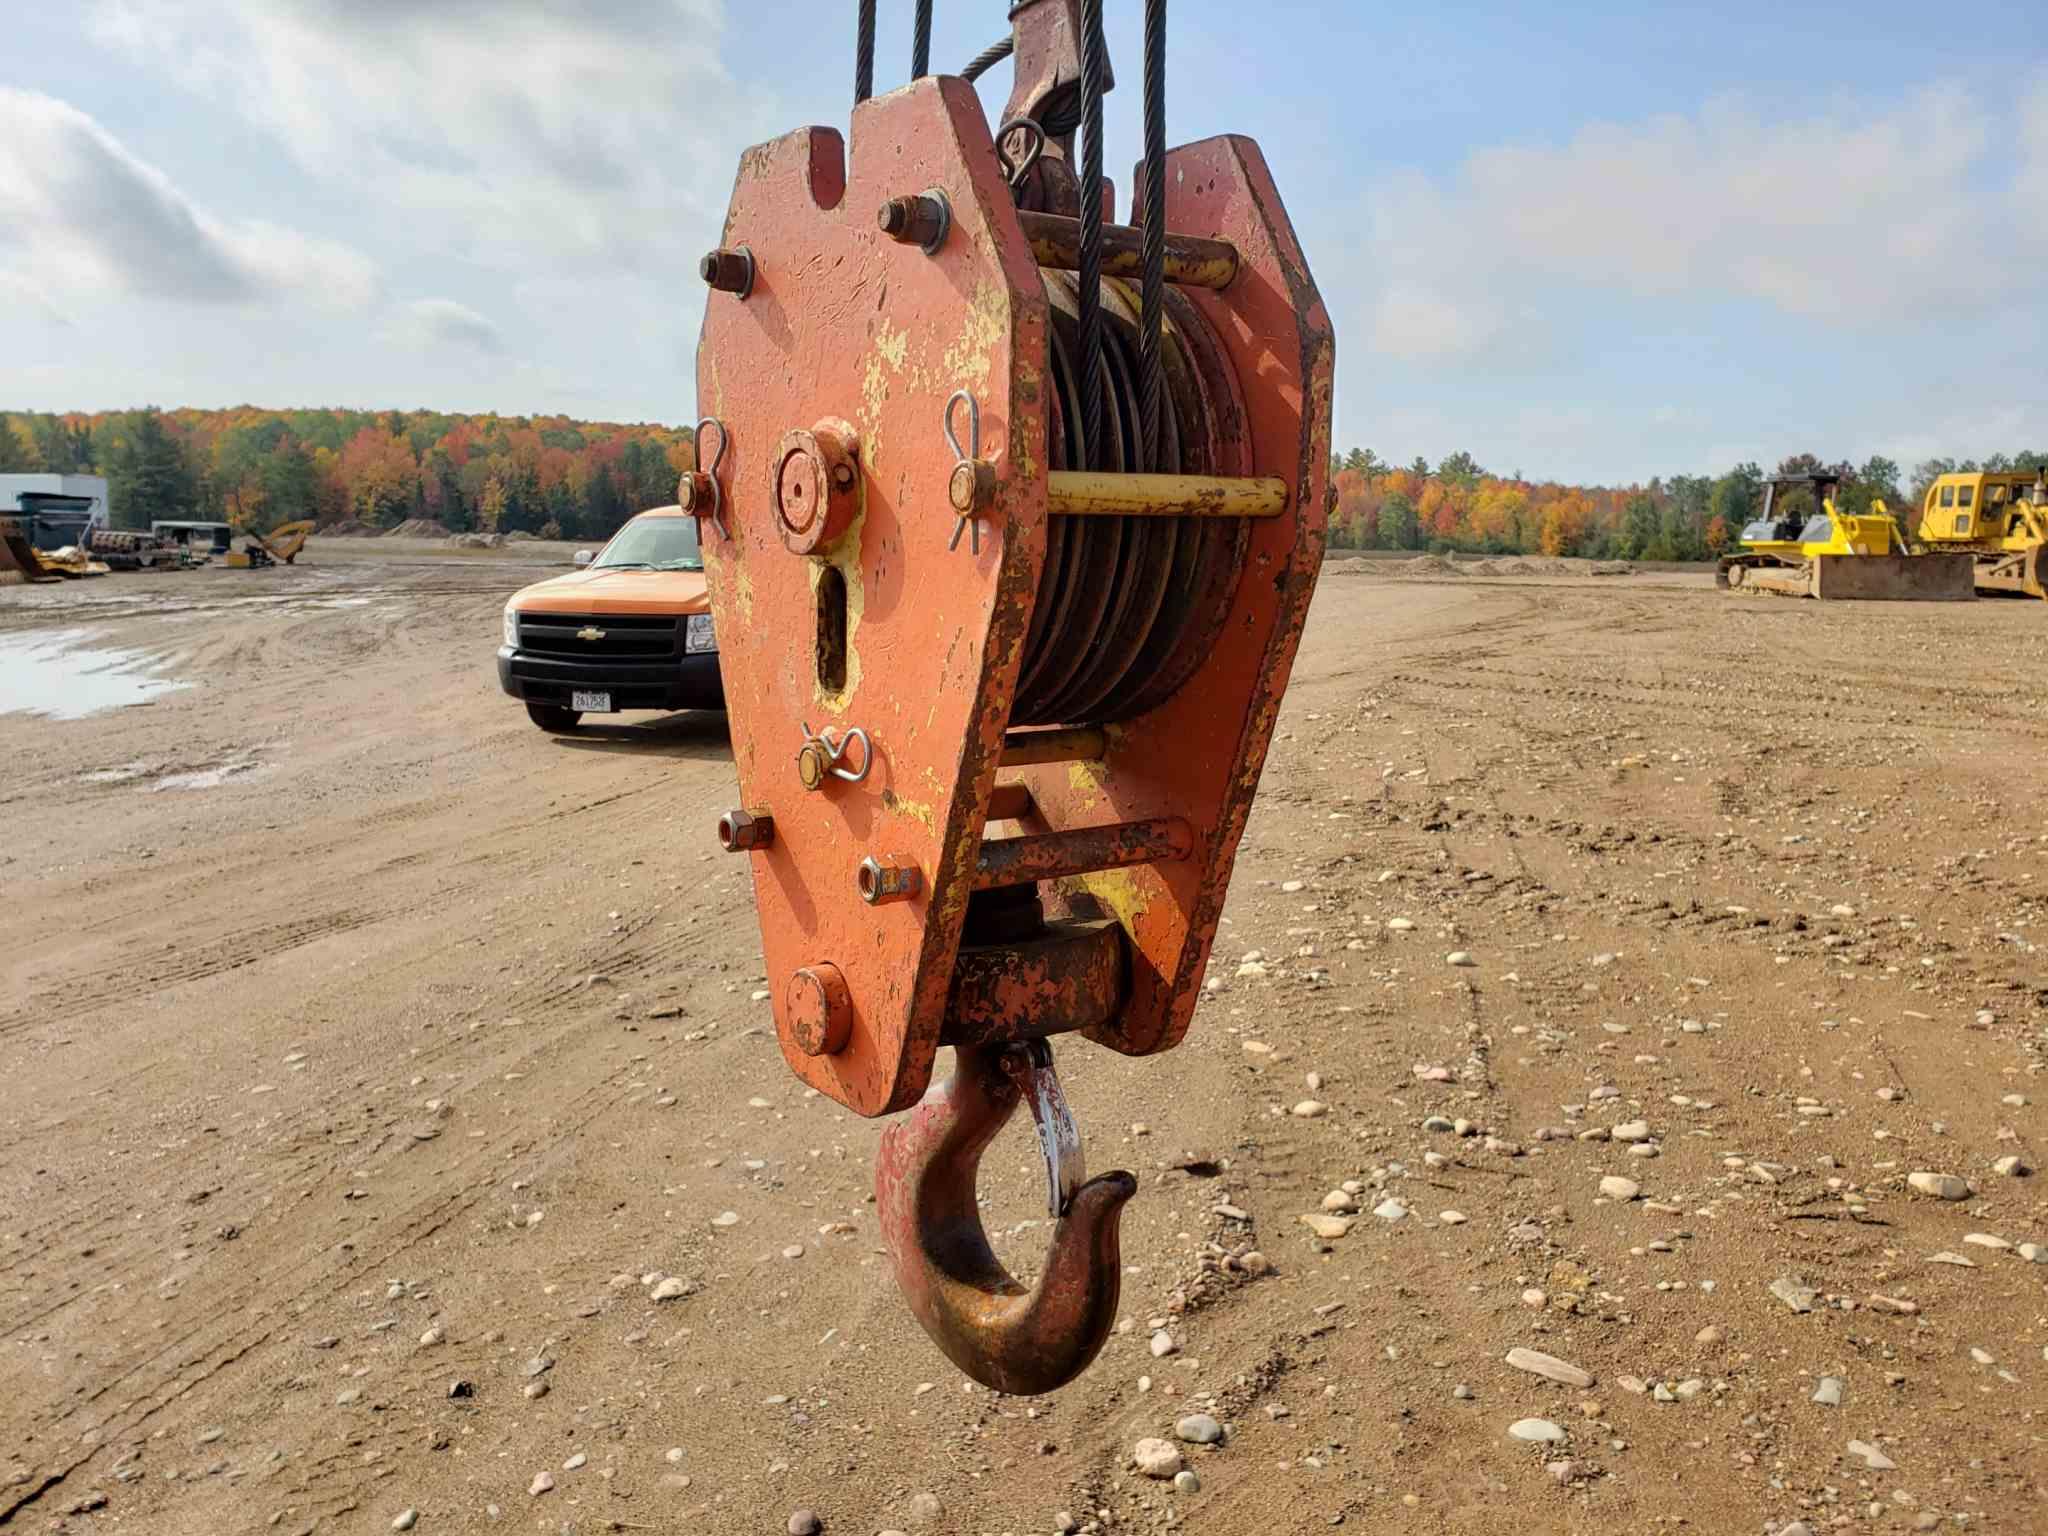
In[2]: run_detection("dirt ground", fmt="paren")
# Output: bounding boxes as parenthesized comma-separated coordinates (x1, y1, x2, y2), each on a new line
(2, 543, 2044, 1536)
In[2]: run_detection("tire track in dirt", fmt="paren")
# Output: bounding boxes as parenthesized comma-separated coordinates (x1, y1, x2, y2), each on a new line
(0, 984, 735, 1521)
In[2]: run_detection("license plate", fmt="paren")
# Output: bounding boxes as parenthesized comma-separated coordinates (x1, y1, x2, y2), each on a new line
(571, 690, 612, 713)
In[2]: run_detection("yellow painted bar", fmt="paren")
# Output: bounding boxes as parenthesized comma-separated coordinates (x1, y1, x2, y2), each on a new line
(1017, 210, 1239, 290)
(1046, 471, 1289, 519)
(1000, 727, 1106, 766)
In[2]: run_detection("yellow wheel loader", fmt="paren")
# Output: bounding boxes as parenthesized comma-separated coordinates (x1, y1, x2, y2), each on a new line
(1912, 468, 2047, 600)
(1716, 472, 1975, 600)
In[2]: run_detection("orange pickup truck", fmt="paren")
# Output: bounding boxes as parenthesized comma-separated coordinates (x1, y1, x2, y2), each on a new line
(497, 504, 722, 732)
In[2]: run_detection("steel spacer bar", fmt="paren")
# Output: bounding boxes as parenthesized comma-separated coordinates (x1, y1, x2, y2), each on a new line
(972, 816, 1194, 892)
(999, 727, 1107, 766)
(1047, 471, 1288, 518)
(1017, 209, 1238, 291)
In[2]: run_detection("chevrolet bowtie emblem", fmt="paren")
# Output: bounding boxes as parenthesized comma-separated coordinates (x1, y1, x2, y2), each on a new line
(577, 626, 605, 642)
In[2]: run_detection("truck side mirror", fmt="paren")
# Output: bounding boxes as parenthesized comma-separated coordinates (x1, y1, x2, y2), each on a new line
(573, 550, 594, 567)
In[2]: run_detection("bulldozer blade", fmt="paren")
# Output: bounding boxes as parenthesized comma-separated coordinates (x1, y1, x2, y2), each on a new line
(1810, 552, 1975, 601)
(1971, 546, 2048, 600)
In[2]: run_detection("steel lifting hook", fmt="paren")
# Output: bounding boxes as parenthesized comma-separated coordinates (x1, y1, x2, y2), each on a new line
(876, 1040, 1136, 1395)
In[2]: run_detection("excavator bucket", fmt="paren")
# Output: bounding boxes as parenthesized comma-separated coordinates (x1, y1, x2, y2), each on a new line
(0, 518, 57, 585)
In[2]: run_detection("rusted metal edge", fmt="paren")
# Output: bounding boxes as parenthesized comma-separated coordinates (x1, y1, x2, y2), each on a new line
(1019, 208, 1237, 290)
(1046, 470, 1286, 518)
(974, 816, 1193, 891)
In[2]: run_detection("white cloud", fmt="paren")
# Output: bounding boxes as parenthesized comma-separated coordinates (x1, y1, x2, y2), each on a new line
(0, 87, 376, 309)
(2019, 85, 2048, 243)
(386, 298, 506, 355)
(1350, 84, 2042, 364)
(1369, 284, 1505, 363)
(89, 0, 771, 275)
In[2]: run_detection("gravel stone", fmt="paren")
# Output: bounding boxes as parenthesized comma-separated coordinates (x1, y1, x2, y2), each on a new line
(1133, 1437, 1183, 1477)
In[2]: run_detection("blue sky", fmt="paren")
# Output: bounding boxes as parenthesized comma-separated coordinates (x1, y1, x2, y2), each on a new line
(4, 1, 2043, 484)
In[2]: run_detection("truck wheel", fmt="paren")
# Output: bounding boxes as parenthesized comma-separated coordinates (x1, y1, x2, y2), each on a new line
(525, 702, 583, 733)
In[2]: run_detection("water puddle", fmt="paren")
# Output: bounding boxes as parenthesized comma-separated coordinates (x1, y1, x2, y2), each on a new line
(0, 629, 193, 720)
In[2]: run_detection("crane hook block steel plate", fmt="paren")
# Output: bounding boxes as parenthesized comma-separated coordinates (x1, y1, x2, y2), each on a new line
(695, 0, 1331, 1391)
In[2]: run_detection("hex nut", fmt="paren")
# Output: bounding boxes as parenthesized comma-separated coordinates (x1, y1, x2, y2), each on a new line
(717, 808, 774, 852)
(856, 855, 922, 905)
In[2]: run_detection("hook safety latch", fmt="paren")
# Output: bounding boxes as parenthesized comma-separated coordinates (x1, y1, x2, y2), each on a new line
(795, 720, 872, 791)
(942, 390, 997, 555)
(680, 416, 731, 541)
(875, 1041, 1136, 1395)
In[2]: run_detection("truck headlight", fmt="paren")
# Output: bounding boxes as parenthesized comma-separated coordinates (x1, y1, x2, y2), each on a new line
(502, 605, 520, 648)
(685, 613, 717, 654)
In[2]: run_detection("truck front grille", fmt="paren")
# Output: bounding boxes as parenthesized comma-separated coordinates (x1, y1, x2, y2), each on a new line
(518, 612, 679, 660)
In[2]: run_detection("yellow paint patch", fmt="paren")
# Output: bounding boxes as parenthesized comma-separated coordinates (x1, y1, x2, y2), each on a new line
(1065, 758, 1109, 808)
(887, 790, 938, 837)
(941, 281, 1006, 394)
(1072, 868, 1152, 931)
(708, 545, 753, 625)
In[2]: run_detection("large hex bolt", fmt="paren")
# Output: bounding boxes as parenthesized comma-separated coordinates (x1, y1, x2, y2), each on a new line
(717, 808, 775, 852)
(856, 855, 922, 906)
(699, 246, 754, 297)
(787, 963, 852, 1056)
(772, 420, 861, 556)
(876, 189, 951, 254)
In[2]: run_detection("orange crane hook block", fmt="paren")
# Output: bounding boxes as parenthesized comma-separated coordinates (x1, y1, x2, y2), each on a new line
(696, 0, 1331, 1392)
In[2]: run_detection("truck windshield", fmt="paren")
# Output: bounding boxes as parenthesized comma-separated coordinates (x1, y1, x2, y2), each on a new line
(593, 516, 702, 571)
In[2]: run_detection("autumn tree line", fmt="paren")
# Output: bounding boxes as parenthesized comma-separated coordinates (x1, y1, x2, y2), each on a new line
(1328, 448, 2048, 561)
(4, 406, 2039, 558)
(0, 407, 694, 541)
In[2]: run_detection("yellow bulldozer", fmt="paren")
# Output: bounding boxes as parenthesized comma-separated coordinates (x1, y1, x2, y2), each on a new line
(1911, 468, 2046, 600)
(1716, 471, 1975, 600)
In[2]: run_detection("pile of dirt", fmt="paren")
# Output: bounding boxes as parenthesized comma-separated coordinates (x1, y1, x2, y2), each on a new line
(384, 518, 453, 540)
(449, 532, 504, 549)
(503, 531, 538, 543)
(1393, 553, 1465, 578)
(318, 518, 379, 538)
(1588, 559, 1634, 576)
